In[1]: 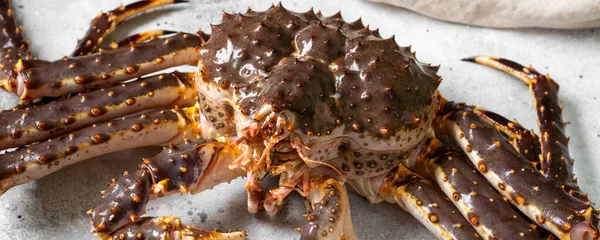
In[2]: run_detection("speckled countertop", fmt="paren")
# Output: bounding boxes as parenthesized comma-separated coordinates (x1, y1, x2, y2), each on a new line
(0, 0, 598, 239)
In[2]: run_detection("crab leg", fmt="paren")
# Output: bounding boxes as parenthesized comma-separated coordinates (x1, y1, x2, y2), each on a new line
(0, 0, 34, 91)
(465, 56, 586, 199)
(445, 105, 596, 239)
(9, 32, 203, 100)
(72, 0, 186, 56)
(0, 71, 196, 150)
(299, 176, 357, 240)
(88, 138, 244, 236)
(0, 107, 199, 195)
(378, 164, 479, 240)
(423, 137, 547, 239)
(473, 108, 542, 163)
(106, 30, 177, 50)
(107, 216, 245, 240)
(0, 0, 25, 49)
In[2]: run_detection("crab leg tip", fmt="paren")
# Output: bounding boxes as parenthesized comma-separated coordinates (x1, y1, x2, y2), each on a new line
(460, 57, 477, 62)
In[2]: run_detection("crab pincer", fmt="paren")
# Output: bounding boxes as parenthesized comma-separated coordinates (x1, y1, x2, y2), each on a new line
(88, 138, 245, 238)
(300, 177, 356, 240)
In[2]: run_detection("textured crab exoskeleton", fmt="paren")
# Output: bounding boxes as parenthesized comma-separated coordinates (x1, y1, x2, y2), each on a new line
(0, 0, 598, 239)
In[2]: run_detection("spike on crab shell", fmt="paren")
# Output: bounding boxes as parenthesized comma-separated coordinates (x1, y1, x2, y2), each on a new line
(275, 1, 285, 9)
(382, 35, 397, 46)
(371, 28, 381, 37)
(331, 11, 343, 19)
(427, 65, 441, 74)
(222, 11, 235, 21)
(346, 17, 364, 30)
(358, 25, 371, 34)
(304, 8, 318, 20)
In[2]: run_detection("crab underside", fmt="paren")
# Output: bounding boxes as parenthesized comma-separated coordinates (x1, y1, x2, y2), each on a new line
(0, 0, 598, 239)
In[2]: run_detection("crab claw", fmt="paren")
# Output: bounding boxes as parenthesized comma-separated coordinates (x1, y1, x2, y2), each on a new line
(106, 216, 246, 240)
(300, 177, 357, 240)
(88, 138, 244, 236)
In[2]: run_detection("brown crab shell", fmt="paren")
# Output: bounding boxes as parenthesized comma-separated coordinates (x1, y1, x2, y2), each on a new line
(195, 4, 441, 177)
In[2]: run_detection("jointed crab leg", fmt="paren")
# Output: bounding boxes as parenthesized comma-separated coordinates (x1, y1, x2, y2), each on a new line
(0, 71, 196, 150)
(0, 0, 25, 50)
(464, 56, 585, 199)
(72, 0, 186, 56)
(0, 0, 37, 91)
(473, 108, 542, 163)
(106, 30, 177, 50)
(9, 32, 202, 100)
(107, 216, 245, 240)
(423, 136, 546, 239)
(0, 107, 198, 195)
(378, 164, 480, 240)
(446, 105, 596, 239)
(300, 176, 357, 240)
(88, 139, 244, 237)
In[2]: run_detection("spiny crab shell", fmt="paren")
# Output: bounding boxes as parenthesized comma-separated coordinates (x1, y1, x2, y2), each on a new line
(195, 5, 440, 178)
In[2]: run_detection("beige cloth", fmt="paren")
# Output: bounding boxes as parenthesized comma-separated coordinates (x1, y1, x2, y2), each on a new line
(367, 0, 600, 28)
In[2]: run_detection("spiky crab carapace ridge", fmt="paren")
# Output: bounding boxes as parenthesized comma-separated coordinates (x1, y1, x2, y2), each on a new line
(0, 1, 597, 239)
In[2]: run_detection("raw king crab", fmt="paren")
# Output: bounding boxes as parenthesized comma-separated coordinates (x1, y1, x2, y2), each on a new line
(0, 0, 598, 239)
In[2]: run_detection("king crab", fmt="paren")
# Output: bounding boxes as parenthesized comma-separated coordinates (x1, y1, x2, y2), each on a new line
(0, 0, 598, 239)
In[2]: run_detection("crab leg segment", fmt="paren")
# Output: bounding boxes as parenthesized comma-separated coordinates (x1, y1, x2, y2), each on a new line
(378, 164, 479, 240)
(300, 177, 357, 240)
(107, 30, 177, 50)
(13, 32, 202, 100)
(89, 139, 244, 235)
(72, 0, 186, 56)
(106, 216, 246, 240)
(473, 108, 542, 163)
(424, 137, 546, 239)
(0, 107, 198, 195)
(446, 106, 596, 239)
(464, 56, 583, 198)
(0, 72, 196, 150)
(0, 0, 33, 91)
(0, 0, 25, 49)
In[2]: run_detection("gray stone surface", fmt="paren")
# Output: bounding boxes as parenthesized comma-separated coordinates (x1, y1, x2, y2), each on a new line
(0, 0, 598, 239)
